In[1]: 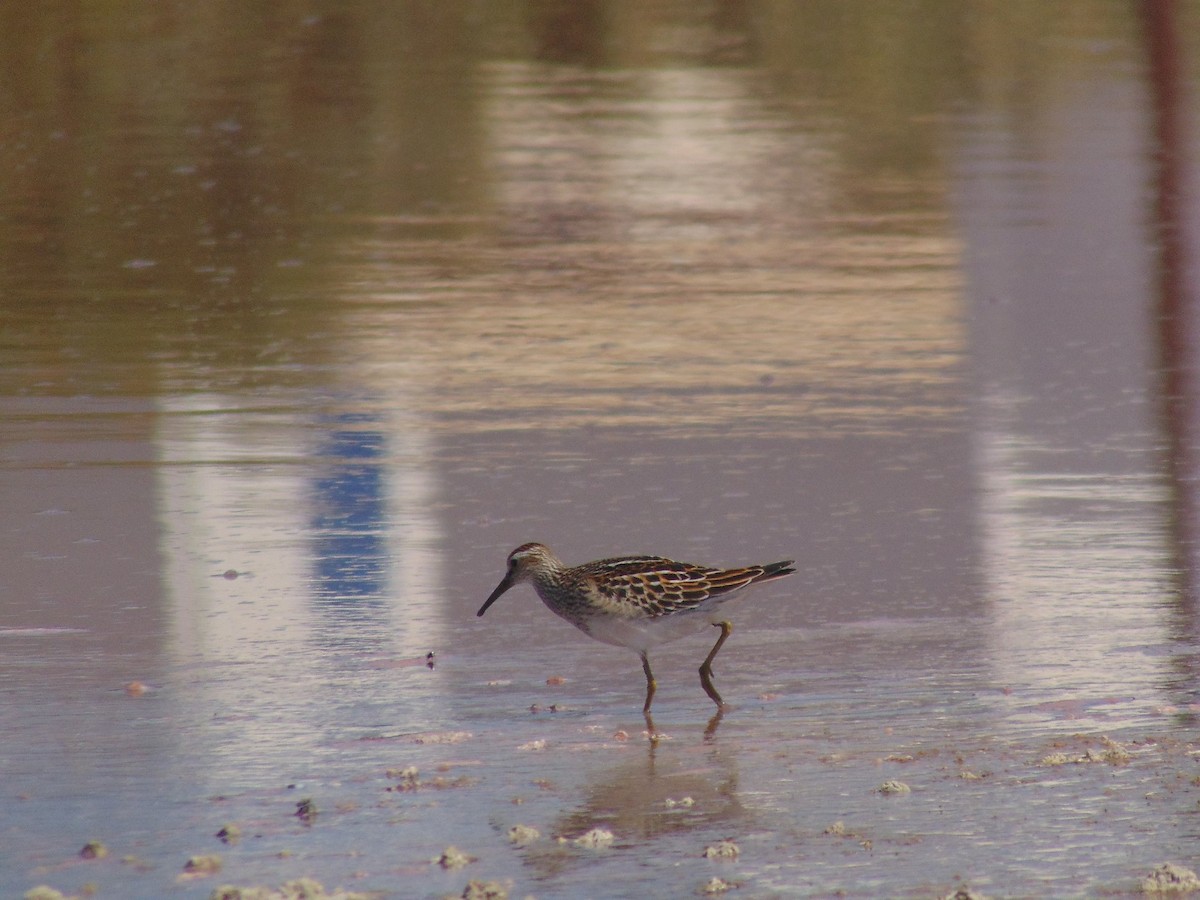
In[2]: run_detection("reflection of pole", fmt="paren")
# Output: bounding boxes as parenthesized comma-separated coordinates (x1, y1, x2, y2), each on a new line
(1142, 0, 1196, 616)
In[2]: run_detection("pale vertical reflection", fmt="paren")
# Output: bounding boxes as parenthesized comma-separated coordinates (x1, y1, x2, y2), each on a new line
(486, 62, 831, 244)
(319, 330, 444, 638)
(156, 395, 314, 667)
(976, 390, 1169, 709)
(155, 385, 442, 760)
(604, 67, 822, 225)
(380, 397, 442, 644)
(959, 57, 1175, 718)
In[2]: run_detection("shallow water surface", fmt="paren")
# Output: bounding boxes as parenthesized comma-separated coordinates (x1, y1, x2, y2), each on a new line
(3, 4, 1200, 898)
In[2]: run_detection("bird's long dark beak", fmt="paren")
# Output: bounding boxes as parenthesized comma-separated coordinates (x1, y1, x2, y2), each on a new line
(477, 570, 516, 617)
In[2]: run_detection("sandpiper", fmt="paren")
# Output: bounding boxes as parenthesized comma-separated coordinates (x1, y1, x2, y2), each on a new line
(477, 543, 795, 712)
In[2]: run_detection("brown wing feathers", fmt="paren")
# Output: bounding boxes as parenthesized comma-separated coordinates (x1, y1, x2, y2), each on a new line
(584, 556, 795, 617)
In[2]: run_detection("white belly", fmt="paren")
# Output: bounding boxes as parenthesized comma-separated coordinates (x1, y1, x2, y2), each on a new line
(562, 603, 729, 654)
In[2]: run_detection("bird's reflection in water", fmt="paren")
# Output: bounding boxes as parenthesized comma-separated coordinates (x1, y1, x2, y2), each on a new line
(515, 717, 746, 881)
(646, 709, 724, 743)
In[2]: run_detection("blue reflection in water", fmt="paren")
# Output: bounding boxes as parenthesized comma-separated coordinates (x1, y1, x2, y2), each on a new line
(311, 414, 387, 607)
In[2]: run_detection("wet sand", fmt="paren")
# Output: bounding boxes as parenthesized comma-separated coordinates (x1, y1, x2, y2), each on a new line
(4, 3, 1200, 897)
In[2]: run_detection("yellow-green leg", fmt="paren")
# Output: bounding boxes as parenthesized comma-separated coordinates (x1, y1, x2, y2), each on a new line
(640, 651, 657, 713)
(699, 621, 733, 708)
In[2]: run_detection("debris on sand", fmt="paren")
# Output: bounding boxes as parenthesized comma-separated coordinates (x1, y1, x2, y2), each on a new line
(878, 780, 911, 795)
(507, 824, 540, 846)
(208, 877, 377, 899)
(411, 731, 472, 745)
(216, 824, 241, 845)
(940, 888, 992, 900)
(384, 765, 475, 793)
(563, 828, 614, 849)
(1142, 863, 1200, 893)
(700, 876, 738, 894)
(80, 839, 108, 859)
(665, 797, 695, 809)
(295, 798, 317, 824)
(435, 846, 476, 869)
(389, 765, 420, 784)
(1039, 736, 1131, 767)
(1086, 737, 1132, 764)
(181, 855, 223, 878)
(703, 840, 740, 861)
(1039, 752, 1073, 766)
(461, 880, 509, 900)
(24, 888, 69, 900)
(824, 821, 872, 850)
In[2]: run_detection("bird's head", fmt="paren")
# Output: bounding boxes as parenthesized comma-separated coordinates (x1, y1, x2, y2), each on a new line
(476, 543, 559, 616)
